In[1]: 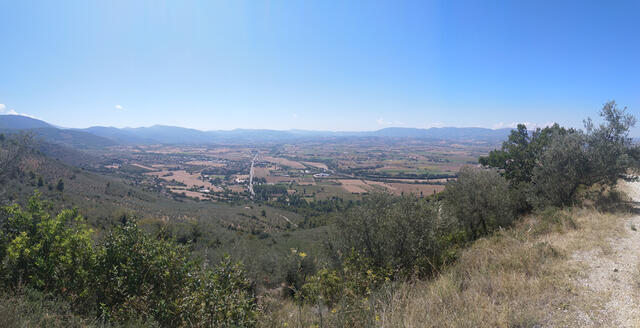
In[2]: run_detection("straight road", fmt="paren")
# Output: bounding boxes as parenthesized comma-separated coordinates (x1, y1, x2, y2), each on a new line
(249, 153, 258, 198)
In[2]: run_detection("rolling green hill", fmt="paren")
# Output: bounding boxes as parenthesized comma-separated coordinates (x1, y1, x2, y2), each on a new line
(0, 135, 328, 285)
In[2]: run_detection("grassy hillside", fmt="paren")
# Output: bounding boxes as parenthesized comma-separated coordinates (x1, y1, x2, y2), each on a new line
(264, 205, 636, 327)
(0, 136, 329, 285)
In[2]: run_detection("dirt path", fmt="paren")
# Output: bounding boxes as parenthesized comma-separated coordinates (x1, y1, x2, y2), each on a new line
(569, 181, 640, 327)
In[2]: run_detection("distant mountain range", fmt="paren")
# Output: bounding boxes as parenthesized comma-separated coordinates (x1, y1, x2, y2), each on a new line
(0, 115, 117, 148)
(0, 114, 513, 147)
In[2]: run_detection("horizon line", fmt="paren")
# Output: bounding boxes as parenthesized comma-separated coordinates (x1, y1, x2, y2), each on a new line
(0, 114, 541, 133)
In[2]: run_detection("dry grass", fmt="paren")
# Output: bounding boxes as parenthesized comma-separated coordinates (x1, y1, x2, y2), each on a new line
(168, 187, 209, 200)
(339, 179, 369, 193)
(253, 167, 272, 178)
(303, 161, 329, 170)
(335, 179, 446, 196)
(387, 178, 452, 183)
(265, 176, 316, 185)
(377, 209, 628, 328)
(146, 170, 222, 191)
(265, 176, 295, 184)
(261, 209, 632, 327)
(263, 156, 306, 169)
(634, 263, 640, 289)
(228, 185, 245, 193)
(130, 163, 155, 171)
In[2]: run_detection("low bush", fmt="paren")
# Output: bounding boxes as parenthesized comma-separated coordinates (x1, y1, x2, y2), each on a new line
(443, 167, 516, 240)
(298, 250, 392, 328)
(94, 218, 195, 325)
(0, 192, 96, 309)
(0, 193, 259, 327)
(181, 256, 258, 328)
(531, 207, 577, 235)
(332, 193, 454, 279)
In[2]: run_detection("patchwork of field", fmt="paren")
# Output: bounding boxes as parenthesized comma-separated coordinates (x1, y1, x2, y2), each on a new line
(168, 187, 209, 200)
(338, 179, 370, 193)
(332, 179, 444, 196)
(102, 138, 496, 202)
(131, 163, 154, 171)
(229, 185, 246, 193)
(386, 178, 452, 183)
(253, 167, 272, 178)
(146, 170, 223, 192)
(185, 160, 225, 167)
(302, 161, 329, 170)
(266, 176, 315, 185)
(262, 156, 306, 169)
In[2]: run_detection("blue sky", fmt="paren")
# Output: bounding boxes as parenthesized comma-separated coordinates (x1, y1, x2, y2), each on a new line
(0, 1, 639, 135)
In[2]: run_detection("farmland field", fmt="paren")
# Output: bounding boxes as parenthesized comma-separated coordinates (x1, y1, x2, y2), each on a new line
(95, 137, 495, 204)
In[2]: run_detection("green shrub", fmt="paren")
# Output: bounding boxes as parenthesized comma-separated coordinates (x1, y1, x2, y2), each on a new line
(282, 249, 317, 299)
(584, 101, 638, 187)
(480, 101, 638, 211)
(532, 207, 577, 235)
(56, 178, 65, 192)
(301, 250, 391, 308)
(93, 218, 195, 325)
(181, 256, 258, 328)
(529, 131, 588, 208)
(333, 193, 453, 278)
(479, 123, 566, 185)
(0, 192, 95, 308)
(443, 167, 515, 240)
(299, 250, 391, 328)
(0, 193, 260, 327)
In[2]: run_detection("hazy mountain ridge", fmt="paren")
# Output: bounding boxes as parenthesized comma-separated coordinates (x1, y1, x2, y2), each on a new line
(0, 114, 53, 129)
(0, 114, 512, 145)
(0, 115, 117, 148)
(86, 123, 512, 144)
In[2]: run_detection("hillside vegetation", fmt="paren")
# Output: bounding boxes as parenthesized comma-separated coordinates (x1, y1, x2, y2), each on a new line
(0, 133, 342, 299)
(260, 101, 640, 327)
(0, 101, 639, 327)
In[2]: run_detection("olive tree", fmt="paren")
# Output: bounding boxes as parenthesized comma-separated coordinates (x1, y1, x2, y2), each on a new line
(584, 100, 637, 186)
(529, 130, 588, 208)
(530, 101, 637, 208)
(443, 167, 515, 240)
(333, 193, 453, 278)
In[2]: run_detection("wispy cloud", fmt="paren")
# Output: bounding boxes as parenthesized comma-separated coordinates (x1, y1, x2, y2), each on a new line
(0, 104, 37, 118)
(115, 105, 123, 110)
(292, 113, 298, 119)
(6, 109, 38, 119)
(376, 117, 405, 126)
(492, 121, 554, 130)
(423, 122, 444, 128)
